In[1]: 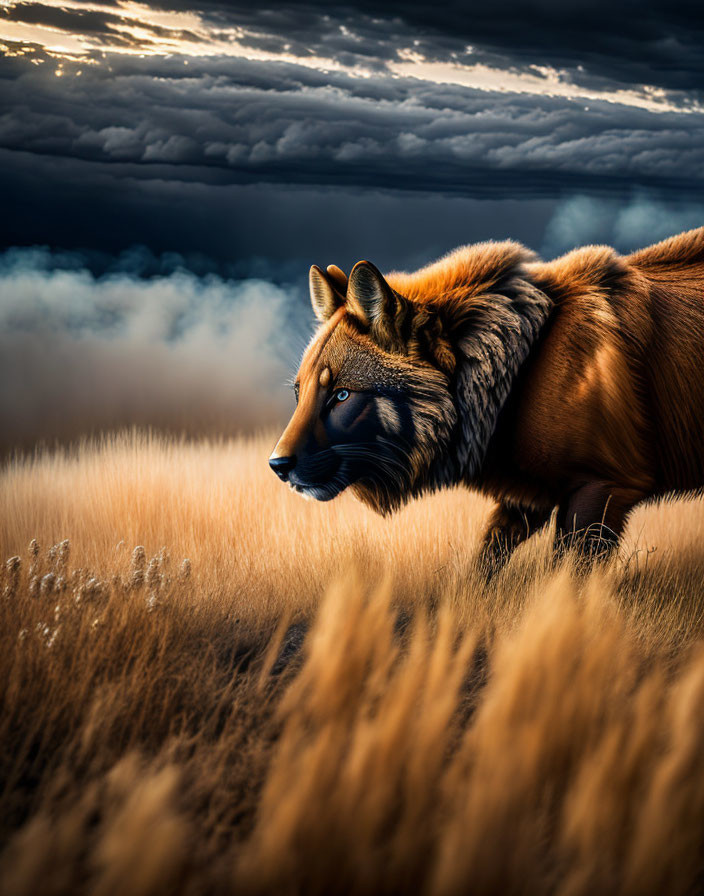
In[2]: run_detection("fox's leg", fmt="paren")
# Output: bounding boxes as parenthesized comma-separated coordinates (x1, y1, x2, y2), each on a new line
(479, 502, 551, 572)
(556, 481, 647, 558)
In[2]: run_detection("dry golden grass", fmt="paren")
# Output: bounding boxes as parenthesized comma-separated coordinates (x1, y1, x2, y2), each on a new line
(2, 431, 704, 895)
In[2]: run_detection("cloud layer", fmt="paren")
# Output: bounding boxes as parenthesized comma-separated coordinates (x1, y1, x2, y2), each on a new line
(4, 0, 703, 96)
(541, 194, 704, 258)
(0, 249, 308, 450)
(2, 52, 702, 192)
(1, 42, 702, 264)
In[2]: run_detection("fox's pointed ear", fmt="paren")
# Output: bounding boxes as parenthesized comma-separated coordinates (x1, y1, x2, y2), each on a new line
(326, 264, 348, 294)
(347, 260, 408, 338)
(309, 265, 345, 322)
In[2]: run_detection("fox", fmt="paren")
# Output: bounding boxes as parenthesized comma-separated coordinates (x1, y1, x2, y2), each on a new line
(269, 227, 704, 564)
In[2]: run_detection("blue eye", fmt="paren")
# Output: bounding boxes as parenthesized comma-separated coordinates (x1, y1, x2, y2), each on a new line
(336, 389, 350, 402)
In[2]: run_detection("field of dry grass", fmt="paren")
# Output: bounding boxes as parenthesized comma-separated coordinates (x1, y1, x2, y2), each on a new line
(3, 431, 704, 895)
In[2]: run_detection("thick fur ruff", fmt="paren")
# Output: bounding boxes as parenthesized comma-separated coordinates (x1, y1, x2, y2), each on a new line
(442, 266, 551, 483)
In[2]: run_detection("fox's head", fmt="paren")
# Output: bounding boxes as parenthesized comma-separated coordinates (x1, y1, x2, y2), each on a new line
(269, 244, 548, 514)
(268, 260, 458, 514)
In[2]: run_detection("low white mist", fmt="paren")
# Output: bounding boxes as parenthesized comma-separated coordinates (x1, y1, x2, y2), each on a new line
(541, 194, 703, 259)
(0, 250, 309, 450)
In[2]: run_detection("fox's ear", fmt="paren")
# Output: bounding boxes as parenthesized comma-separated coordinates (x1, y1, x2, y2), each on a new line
(348, 260, 454, 370)
(326, 264, 348, 294)
(309, 265, 345, 322)
(347, 260, 408, 337)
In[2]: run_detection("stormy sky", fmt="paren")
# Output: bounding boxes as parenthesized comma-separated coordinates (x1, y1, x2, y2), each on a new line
(1, 0, 702, 446)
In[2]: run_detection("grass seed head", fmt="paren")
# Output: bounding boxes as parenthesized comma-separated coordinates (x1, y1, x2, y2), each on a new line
(130, 546, 146, 589)
(58, 539, 70, 571)
(85, 577, 105, 600)
(146, 557, 161, 591)
(4, 555, 21, 598)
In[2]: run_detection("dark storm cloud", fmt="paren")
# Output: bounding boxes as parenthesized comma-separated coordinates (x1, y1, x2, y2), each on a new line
(3, 3, 127, 36)
(0, 146, 560, 272)
(2, 1, 207, 50)
(331, 0, 704, 93)
(1, 52, 702, 199)
(6, 0, 704, 96)
(88, 0, 704, 94)
(1, 1, 702, 268)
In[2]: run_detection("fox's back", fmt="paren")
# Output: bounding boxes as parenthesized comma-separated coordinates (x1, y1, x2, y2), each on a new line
(507, 228, 704, 500)
(629, 228, 704, 489)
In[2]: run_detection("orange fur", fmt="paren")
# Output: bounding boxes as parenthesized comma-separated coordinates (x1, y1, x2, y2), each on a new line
(274, 228, 704, 556)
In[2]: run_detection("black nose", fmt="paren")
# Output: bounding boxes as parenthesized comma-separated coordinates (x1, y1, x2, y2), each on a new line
(269, 455, 296, 481)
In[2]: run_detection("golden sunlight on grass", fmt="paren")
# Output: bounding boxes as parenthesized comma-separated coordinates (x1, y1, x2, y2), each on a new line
(2, 431, 704, 894)
(0, 431, 496, 626)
